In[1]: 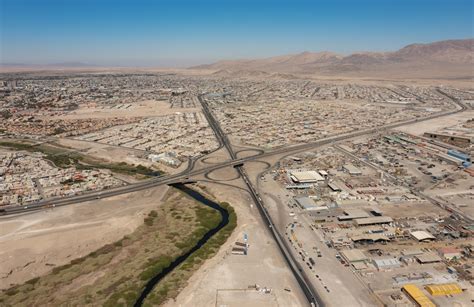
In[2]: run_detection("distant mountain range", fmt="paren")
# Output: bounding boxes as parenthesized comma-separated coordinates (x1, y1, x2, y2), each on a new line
(191, 39, 474, 79)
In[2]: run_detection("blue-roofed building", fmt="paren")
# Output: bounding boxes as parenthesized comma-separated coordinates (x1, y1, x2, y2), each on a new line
(447, 150, 470, 162)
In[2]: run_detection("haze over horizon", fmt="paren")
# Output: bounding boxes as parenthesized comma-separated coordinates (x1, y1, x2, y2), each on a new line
(1, 0, 473, 67)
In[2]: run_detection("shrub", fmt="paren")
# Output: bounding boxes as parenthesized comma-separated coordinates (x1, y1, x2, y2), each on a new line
(144, 217, 154, 226)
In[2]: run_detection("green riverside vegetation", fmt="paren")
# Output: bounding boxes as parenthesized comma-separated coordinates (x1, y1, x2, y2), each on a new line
(0, 140, 160, 177)
(0, 187, 237, 307)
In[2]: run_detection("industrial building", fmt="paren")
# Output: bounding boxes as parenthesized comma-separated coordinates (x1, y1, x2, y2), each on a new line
(327, 182, 342, 191)
(401, 284, 435, 307)
(425, 283, 463, 296)
(354, 216, 393, 226)
(415, 252, 443, 264)
(340, 249, 368, 263)
(289, 170, 325, 183)
(424, 132, 472, 148)
(351, 233, 390, 244)
(307, 205, 338, 222)
(337, 209, 370, 221)
(438, 247, 462, 260)
(373, 258, 401, 270)
(342, 164, 362, 176)
(294, 196, 317, 210)
(448, 150, 471, 162)
(410, 230, 436, 242)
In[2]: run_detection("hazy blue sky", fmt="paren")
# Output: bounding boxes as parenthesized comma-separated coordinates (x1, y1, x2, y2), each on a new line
(1, 0, 472, 66)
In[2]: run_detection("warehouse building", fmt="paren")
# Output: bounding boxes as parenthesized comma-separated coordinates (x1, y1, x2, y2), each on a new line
(424, 131, 472, 148)
(410, 230, 436, 242)
(415, 252, 442, 264)
(338, 208, 370, 221)
(327, 182, 342, 192)
(351, 233, 390, 244)
(340, 249, 368, 263)
(343, 164, 362, 175)
(425, 283, 463, 296)
(401, 284, 435, 307)
(401, 249, 424, 257)
(435, 152, 468, 166)
(373, 258, 401, 270)
(438, 247, 462, 260)
(448, 150, 470, 162)
(289, 170, 325, 183)
(307, 206, 341, 222)
(294, 196, 317, 210)
(354, 216, 393, 226)
(400, 249, 424, 262)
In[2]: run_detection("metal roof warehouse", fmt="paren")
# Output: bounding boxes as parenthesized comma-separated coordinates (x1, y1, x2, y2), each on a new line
(290, 170, 325, 183)
(340, 249, 368, 263)
(294, 196, 316, 210)
(402, 284, 435, 307)
(410, 230, 436, 242)
(425, 283, 463, 296)
(354, 216, 393, 226)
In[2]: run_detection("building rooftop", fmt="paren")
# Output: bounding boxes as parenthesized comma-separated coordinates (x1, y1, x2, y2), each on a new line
(343, 164, 362, 175)
(415, 252, 443, 264)
(438, 247, 461, 254)
(338, 208, 370, 221)
(410, 230, 436, 242)
(354, 216, 393, 226)
(340, 249, 368, 262)
(294, 196, 316, 210)
(373, 257, 401, 268)
(290, 170, 325, 183)
(402, 284, 436, 307)
(425, 283, 463, 296)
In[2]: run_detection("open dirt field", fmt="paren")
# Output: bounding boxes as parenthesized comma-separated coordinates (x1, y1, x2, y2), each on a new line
(396, 110, 474, 136)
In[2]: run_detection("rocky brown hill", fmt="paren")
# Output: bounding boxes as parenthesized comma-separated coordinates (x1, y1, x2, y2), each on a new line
(191, 39, 473, 79)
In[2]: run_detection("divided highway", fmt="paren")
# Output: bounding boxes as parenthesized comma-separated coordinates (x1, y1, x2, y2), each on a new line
(199, 95, 323, 306)
(1, 91, 468, 305)
(2, 93, 467, 217)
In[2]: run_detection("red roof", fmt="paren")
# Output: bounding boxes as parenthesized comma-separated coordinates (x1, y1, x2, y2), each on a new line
(438, 247, 461, 255)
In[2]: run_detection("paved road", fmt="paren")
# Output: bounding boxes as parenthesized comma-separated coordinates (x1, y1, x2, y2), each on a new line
(1, 94, 466, 217)
(198, 94, 324, 307)
(1, 91, 468, 306)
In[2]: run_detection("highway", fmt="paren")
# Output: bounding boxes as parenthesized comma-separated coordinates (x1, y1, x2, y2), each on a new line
(436, 88, 472, 110)
(199, 94, 324, 306)
(1, 92, 467, 217)
(183, 93, 467, 307)
(1, 91, 469, 306)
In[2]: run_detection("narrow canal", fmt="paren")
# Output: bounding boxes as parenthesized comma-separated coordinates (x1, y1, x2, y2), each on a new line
(134, 183, 229, 306)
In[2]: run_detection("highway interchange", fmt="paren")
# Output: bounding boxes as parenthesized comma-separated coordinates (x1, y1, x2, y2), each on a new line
(1, 88, 470, 307)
